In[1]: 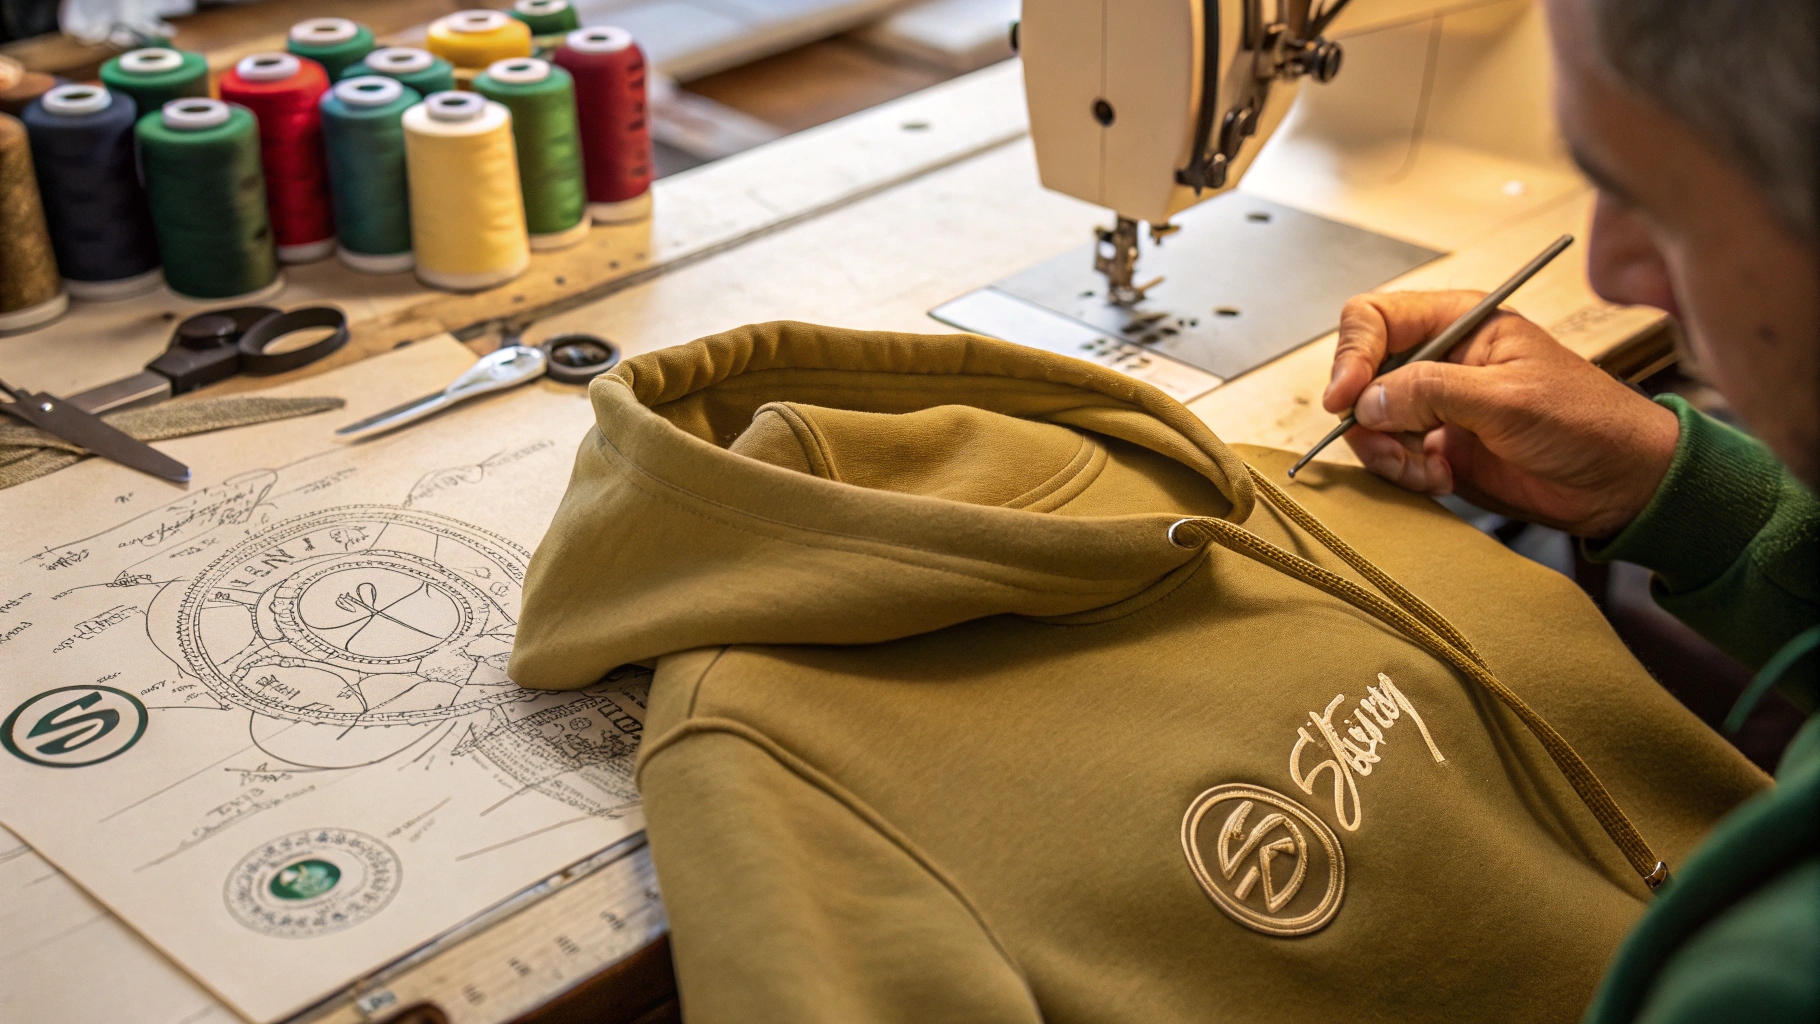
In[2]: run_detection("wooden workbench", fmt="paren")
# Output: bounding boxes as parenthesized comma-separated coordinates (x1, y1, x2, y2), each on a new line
(1, 4, 1672, 1019)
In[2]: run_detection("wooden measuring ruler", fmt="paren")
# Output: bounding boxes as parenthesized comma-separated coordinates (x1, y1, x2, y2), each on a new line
(295, 835, 672, 1024)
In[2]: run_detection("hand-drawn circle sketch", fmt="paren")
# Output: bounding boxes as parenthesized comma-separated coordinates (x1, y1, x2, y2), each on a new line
(224, 827, 402, 938)
(3, 685, 148, 768)
(1181, 783, 1344, 937)
(174, 507, 528, 729)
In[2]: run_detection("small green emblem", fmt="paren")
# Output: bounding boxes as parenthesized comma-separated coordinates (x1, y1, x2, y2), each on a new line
(270, 858, 341, 900)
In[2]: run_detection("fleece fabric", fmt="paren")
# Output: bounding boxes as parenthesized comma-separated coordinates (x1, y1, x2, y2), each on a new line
(512, 322, 1768, 1024)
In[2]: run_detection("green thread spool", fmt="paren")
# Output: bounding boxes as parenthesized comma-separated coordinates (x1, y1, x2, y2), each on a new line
(137, 99, 282, 300)
(341, 47, 457, 96)
(474, 57, 587, 249)
(321, 76, 418, 273)
(287, 18, 377, 81)
(511, 0, 580, 38)
(100, 48, 209, 112)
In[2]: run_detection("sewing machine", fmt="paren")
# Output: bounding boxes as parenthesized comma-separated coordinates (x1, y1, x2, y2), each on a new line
(933, 0, 1563, 397)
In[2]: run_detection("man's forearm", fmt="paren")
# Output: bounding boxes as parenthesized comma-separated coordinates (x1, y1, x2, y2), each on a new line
(1589, 395, 1819, 693)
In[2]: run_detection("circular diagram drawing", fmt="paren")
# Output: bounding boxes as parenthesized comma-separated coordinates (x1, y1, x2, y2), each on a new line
(172, 507, 529, 729)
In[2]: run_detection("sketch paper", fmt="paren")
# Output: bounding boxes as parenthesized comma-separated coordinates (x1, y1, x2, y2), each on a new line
(0, 339, 651, 1022)
(1, 823, 241, 1024)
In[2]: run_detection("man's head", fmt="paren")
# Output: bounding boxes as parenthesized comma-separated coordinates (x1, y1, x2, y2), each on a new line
(1542, 0, 1818, 486)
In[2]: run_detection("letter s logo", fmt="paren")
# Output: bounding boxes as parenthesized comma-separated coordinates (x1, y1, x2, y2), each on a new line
(4, 686, 147, 768)
(27, 692, 119, 755)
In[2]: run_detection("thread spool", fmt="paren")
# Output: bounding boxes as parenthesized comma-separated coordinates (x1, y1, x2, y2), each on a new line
(511, 0, 580, 39)
(0, 113, 67, 332)
(341, 47, 457, 96)
(474, 58, 587, 250)
(404, 91, 529, 291)
(220, 52, 336, 263)
(288, 18, 377, 81)
(553, 27, 652, 223)
(22, 84, 162, 299)
(427, 10, 533, 70)
(100, 48, 209, 113)
(137, 98, 282, 301)
(321, 76, 419, 273)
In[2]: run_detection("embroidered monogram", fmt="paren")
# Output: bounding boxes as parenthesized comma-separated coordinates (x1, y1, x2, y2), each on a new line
(1182, 784, 1344, 937)
(1288, 673, 1446, 831)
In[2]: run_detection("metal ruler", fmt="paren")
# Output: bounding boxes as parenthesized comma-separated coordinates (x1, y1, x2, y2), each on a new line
(296, 834, 669, 1024)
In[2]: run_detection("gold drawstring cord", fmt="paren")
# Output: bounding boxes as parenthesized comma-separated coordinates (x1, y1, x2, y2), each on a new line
(1168, 466, 1670, 890)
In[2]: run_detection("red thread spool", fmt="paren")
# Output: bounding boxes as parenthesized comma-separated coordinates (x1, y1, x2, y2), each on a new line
(553, 27, 652, 223)
(219, 52, 336, 262)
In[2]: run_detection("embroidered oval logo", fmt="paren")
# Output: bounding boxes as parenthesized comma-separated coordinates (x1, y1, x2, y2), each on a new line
(1181, 783, 1344, 936)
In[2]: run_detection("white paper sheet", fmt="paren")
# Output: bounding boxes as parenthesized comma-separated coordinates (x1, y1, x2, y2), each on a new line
(0, 339, 649, 1022)
(1, 823, 239, 1024)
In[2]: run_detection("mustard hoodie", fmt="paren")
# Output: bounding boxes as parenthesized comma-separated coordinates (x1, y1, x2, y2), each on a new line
(512, 322, 1767, 1023)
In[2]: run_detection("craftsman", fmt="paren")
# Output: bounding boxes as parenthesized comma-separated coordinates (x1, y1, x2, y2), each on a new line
(1322, 1, 1816, 1021)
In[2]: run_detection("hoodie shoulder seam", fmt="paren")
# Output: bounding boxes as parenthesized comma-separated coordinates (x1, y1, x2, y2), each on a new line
(685, 647, 730, 719)
(636, 717, 1037, 1004)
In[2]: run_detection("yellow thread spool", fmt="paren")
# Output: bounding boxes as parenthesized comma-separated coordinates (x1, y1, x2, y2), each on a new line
(426, 10, 532, 71)
(404, 91, 529, 291)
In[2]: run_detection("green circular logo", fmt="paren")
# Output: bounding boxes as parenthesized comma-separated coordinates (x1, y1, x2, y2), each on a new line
(3, 686, 148, 768)
(270, 858, 341, 900)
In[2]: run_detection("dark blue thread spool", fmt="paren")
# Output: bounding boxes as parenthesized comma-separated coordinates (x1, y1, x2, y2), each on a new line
(22, 84, 162, 299)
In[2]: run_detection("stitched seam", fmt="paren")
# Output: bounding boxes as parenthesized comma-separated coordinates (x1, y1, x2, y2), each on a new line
(683, 647, 729, 719)
(1026, 548, 1211, 625)
(589, 425, 1163, 594)
(771, 404, 838, 480)
(1006, 435, 1101, 510)
(636, 717, 1038, 1006)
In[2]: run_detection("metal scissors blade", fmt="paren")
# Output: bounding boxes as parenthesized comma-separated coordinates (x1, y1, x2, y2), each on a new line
(0, 380, 190, 483)
(335, 346, 549, 441)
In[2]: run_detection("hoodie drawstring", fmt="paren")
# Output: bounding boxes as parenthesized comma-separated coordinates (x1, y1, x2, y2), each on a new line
(1169, 466, 1671, 891)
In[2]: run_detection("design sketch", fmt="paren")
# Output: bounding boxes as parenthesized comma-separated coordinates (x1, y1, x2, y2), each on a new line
(0, 351, 645, 1023)
(152, 507, 530, 767)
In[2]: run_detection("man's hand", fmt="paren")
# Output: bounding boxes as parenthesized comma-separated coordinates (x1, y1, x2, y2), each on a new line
(1323, 291, 1681, 538)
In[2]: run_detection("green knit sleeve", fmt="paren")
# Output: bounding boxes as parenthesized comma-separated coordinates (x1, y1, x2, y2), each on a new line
(1590, 395, 1819, 693)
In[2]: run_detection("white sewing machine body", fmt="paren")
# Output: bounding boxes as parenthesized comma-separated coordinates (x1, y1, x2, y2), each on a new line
(935, 0, 1572, 391)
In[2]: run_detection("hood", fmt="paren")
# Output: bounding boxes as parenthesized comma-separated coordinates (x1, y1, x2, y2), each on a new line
(510, 321, 1257, 690)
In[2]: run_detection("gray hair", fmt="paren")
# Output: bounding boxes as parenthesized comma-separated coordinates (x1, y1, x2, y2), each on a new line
(1593, 0, 1817, 243)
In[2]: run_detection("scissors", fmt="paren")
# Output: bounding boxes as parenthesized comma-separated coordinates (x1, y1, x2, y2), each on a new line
(0, 377, 190, 482)
(334, 332, 622, 441)
(0, 306, 349, 484)
(68, 305, 351, 414)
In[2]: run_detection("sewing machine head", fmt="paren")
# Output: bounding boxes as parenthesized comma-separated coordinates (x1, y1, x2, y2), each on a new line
(1020, 0, 1350, 304)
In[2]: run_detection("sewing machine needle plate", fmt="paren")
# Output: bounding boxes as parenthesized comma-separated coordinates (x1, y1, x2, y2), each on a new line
(933, 194, 1444, 383)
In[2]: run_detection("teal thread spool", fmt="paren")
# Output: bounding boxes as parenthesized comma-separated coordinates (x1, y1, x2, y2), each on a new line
(473, 57, 587, 249)
(511, 0, 580, 40)
(341, 47, 457, 96)
(321, 76, 418, 273)
(288, 18, 377, 81)
(100, 48, 209, 112)
(136, 98, 281, 300)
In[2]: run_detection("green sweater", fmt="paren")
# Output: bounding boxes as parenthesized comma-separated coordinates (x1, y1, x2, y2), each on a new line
(1586, 394, 1819, 1024)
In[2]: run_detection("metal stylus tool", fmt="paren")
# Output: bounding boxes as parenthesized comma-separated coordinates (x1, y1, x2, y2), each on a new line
(1287, 233, 1575, 479)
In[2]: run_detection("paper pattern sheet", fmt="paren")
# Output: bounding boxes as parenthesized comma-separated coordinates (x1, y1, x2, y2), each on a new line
(0, 340, 649, 1022)
(1, 824, 237, 1024)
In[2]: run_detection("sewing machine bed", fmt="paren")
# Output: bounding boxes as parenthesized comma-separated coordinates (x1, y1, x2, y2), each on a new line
(933, 194, 1444, 385)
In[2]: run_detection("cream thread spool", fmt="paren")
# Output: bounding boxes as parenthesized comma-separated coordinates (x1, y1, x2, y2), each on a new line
(404, 91, 529, 291)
